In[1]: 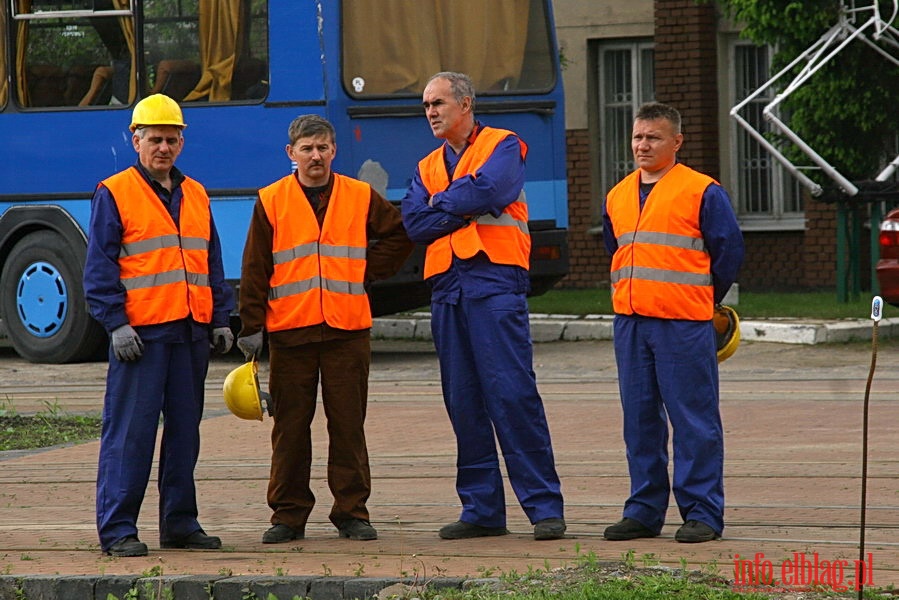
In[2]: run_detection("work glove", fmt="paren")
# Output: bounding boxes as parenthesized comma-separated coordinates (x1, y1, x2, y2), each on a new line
(111, 324, 144, 362)
(211, 327, 234, 354)
(236, 331, 263, 360)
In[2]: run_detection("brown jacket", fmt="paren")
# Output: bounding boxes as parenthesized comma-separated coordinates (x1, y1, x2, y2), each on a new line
(238, 172, 414, 347)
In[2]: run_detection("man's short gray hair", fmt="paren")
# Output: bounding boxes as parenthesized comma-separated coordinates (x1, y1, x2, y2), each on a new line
(287, 114, 336, 145)
(427, 72, 476, 109)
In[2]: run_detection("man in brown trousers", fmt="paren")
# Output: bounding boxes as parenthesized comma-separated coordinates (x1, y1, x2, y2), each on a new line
(237, 115, 413, 543)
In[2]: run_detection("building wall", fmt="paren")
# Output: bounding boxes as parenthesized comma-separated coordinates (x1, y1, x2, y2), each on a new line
(552, 0, 848, 293)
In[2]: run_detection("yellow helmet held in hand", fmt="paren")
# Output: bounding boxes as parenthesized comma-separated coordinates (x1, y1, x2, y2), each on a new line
(129, 93, 187, 132)
(222, 359, 271, 421)
(713, 304, 740, 363)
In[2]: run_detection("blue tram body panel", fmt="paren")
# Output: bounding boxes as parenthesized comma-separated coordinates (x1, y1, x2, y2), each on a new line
(0, 0, 568, 362)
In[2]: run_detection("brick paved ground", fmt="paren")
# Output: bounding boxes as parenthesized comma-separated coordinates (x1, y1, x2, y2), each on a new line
(0, 338, 898, 593)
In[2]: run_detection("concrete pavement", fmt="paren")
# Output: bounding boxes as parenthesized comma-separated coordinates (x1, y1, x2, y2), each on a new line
(1, 327, 898, 598)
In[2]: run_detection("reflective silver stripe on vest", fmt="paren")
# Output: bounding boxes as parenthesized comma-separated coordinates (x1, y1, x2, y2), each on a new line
(475, 212, 529, 235)
(180, 236, 209, 251)
(323, 278, 366, 294)
(610, 266, 712, 286)
(269, 276, 366, 300)
(273, 242, 318, 264)
(186, 271, 210, 287)
(120, 234, 208, 257)
(320, 244, 367, 259)
(121, 268, 186, 290)
(119, 234, 181, 257)
(616, 231, 707, 252)
(473, 189, 529, 233)
(269, 276, 320, 300)
(272, 242, 366, 264)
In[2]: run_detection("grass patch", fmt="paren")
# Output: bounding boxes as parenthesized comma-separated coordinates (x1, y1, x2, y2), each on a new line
(527, 289, 881, 320)
(404, 550, 887, 600)
(0, 400, 100, 452)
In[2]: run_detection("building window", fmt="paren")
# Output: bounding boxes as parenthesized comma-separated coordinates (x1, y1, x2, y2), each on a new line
(597, 41, 654, 196)
(730, 41, 803, 226)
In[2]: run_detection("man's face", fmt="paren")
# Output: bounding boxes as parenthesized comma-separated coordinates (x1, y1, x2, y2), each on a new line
(631, 117, 683, 180)
(287, 133, 335, 187)
(132, 125, 183, 179)
(422, 77, 471, 141)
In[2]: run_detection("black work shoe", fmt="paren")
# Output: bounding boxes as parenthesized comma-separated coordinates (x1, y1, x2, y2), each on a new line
(438, 520, 509, 540)
(338, 519, 378, 540)
(675, 520, 721, 543)
(603, 518, 657, 541)
(534, 518, 567, 540)
(106, 536, 148, 557)
(160, 530, 222, 549)
(262, 523, 304, 544)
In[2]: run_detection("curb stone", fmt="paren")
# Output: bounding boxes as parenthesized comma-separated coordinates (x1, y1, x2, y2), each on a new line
(0, 574, 482, 600)
(372, 314, 899, 345)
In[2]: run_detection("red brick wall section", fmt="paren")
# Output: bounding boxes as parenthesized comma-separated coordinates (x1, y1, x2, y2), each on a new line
(803, 196, 839, 289)
(557, 1, 850, 293)
(653, 0, 720, 180)
(559, 129, 610, 288)
(739, 231, 805, 290)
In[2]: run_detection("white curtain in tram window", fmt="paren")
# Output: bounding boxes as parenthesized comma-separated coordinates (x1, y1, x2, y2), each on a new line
(0, 2, 7, 106)
(184, 0, 243, 102)
(14, 0, 30, 106)
(342, 0, 441, 95)
(433, 0, 529, 92)
(112, 0, 136, 103)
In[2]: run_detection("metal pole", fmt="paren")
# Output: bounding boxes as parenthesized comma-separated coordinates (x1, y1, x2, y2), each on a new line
(837, 203, 849, 302)
(858, 295, 882, 600)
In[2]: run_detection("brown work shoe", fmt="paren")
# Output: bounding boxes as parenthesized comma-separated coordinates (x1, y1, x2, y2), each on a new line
(338, 519, 378, 540)
(262, 523, 304, 544)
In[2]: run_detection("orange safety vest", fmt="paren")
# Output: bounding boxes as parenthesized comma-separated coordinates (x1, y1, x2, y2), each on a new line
(103, 167, 213, 326)
(418, 126, 530, 279)
(260, 173, 372, 332)
(606, 163, 715, 321)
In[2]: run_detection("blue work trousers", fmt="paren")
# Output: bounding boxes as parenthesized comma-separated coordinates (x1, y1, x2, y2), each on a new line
(432, 292, 564, 528)
(96, 338, 208, 551)
(613, 315, 724, 534)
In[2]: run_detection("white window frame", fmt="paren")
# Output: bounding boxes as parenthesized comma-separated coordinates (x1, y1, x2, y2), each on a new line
(597, 39, 654, 197)
(11, 1, 133, 20)
(724, 38, 805, 231)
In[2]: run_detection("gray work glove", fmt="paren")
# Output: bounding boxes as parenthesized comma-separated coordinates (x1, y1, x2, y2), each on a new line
(236, 331, 263, 360)
(211, 327, 234, 354)
(111, 324, 144, 362)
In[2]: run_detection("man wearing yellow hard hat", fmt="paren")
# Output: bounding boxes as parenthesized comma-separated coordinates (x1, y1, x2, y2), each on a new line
(84, 94, 235, 557)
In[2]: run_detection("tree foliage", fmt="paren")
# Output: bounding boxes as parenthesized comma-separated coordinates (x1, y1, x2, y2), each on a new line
(717, 0, 899, 186)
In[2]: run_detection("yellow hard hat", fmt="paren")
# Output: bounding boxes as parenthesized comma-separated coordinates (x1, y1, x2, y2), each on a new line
(222, 359, 271, 421)
(713, 304, 740, 363)
(129, 93, 187, 132)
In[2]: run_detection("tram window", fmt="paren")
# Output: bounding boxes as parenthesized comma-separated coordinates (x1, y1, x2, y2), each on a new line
(342, 0, 555, 97)
(6, 0, 270, 109)
(10, 1, 134, 108)
(142, 0, 269, 103)
(0, 4, 7, 108)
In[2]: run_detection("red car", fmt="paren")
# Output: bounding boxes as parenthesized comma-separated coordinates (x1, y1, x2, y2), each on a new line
(877, 207, 899, 305)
